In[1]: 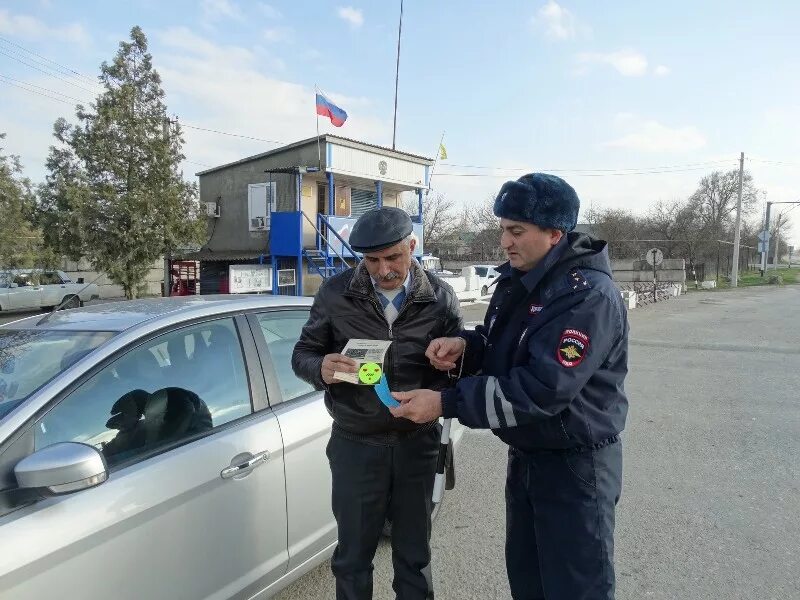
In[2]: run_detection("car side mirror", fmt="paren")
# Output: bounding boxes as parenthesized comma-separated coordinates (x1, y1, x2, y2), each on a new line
(14, 442, 108, 496)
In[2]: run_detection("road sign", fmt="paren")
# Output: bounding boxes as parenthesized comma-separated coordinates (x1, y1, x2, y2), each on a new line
(646, 248, 664, 267)
(758, 241, 768, 254)
(758, 230, 770, 243)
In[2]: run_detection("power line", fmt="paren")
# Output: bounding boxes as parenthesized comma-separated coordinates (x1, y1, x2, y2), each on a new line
(0, 73, 85, 103)
(0, 78, 75, 105)
(0, 38, 98, 88)
(747, 158, 800, 167)
(0, 48, 98, 94)
(0, 35, 98, 86)
(435, 165, 725, 178)
(180, 123, 284, 145)
(440, 159, 734, 173)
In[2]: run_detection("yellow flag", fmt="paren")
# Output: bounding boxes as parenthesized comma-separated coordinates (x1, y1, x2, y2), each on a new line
(439, 143, 448, 160)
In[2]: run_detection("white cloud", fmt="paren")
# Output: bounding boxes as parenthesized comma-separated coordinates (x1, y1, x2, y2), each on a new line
(654, 65, 671, 77)
(257, 3, 282, 19)
(337, 7, 364, 28)
(0, 9, 89, 44)
(604, 120, 707, 153)
(263, 27, 293, 42)
(577, 49, 649, 77)
(536, 1, 576, 40)
(153, 28, 390, 175)
(201, 0, 242, 21)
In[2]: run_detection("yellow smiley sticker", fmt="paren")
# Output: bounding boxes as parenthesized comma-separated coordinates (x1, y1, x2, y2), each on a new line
(358, 362, 382, 385)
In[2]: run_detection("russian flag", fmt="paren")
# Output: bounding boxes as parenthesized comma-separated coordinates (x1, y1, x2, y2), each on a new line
(316, 93, 348, 127)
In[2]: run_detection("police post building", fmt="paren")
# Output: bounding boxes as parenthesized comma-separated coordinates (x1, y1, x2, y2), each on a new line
(173, 135, 433, 296)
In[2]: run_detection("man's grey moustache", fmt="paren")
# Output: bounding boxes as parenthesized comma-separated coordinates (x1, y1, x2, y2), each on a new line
(381, 272, 400, 281)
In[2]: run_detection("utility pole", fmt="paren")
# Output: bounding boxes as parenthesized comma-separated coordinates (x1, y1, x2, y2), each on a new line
(773, 213, 783, 268)
(762, 201, 772, 274)
(731, 152, 744, 287)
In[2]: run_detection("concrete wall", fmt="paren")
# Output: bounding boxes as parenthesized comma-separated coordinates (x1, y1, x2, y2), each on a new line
(59, 257, 164, 298)
(611, 258, 686, 285)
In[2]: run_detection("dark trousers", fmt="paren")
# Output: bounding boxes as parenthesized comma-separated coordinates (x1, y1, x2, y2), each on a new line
(327, 427, 439, 600)
(505, 439, 623, 600)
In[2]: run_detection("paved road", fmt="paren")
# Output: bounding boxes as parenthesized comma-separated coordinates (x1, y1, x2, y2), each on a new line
(276, 285, 800, 600)
(4, 288, 798, 598)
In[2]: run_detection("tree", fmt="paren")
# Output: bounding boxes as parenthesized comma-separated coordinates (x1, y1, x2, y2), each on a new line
(687, 169, 758, 240)
(466, 194, 502, 260)
(404, 192, 457, 248)
(0, 134, 55, 270)
(39, 27, 204, 298)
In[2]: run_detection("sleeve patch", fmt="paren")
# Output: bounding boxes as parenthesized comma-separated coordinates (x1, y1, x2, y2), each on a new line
(557, 329, 589, 367)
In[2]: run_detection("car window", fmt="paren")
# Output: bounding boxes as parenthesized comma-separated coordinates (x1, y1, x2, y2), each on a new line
(39, 272, 63, 285)
(255, 311, 314, 402)
(33, 318, 253, 468)
(475, 267, 487, 277)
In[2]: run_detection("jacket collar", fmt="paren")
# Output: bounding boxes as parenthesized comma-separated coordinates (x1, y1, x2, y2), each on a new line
(345, 258, 436, 304)
(495, 235, 570, 293)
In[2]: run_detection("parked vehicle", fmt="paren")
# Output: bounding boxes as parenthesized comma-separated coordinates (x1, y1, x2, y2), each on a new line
(419, 255, 454, 276)
(0, 296, 464, 599)
(471, 264, 501, 296)
(0, 270, 100, 313)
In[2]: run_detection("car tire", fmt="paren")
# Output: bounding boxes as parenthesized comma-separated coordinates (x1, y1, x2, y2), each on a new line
(60, 295, 81, 310)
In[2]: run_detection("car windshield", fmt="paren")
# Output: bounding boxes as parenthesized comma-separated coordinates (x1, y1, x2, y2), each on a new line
(0, 329, 115, 421)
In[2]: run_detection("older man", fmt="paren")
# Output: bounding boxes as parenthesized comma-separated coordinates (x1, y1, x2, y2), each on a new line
(391, 174, 629, 600)
(292, 206, 462, 600)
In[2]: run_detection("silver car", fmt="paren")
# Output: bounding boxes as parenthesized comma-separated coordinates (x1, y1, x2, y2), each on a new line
(0, 296, 463, 599)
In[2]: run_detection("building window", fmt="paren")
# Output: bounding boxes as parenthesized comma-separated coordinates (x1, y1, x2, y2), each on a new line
(350, 187, 378, 218)
(248, 182, 276, 231)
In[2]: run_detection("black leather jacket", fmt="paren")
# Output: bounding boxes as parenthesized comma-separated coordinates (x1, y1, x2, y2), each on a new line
(292, 259, 463, 436)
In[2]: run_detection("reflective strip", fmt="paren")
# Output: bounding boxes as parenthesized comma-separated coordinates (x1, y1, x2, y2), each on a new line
(485, 377, 501, 429)
(495, 383, 518, 428)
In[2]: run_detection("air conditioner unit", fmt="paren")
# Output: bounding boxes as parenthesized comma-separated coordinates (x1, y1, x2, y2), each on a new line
(250, 216, 267, 230)
(205, 202, 220, 217)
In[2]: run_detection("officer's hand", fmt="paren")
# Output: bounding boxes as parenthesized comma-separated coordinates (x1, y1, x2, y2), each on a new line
(390, 389, 443, 423)
(425, 337, 466, 371)
(321, 353, 358, 385)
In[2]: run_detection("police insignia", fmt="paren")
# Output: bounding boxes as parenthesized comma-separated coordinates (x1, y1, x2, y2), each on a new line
(557, 329, 589, 367)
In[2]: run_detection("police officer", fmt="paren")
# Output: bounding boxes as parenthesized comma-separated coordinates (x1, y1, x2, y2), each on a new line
(391, 173, 629, 600)
(292, 206, 463, 600)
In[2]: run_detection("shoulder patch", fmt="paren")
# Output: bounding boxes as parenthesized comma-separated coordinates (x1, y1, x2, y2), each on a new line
(557, 329, 589, 367)
(568, 268, 590, 291)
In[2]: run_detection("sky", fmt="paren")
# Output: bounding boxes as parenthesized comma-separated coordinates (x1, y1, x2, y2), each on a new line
(1, 0, 798, 246)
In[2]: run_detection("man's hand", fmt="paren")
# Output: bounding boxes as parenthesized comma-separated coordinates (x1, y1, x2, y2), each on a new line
(390, 389, 443, 423)
(425, 337, 466, 371)
(321, 353, 358, 385)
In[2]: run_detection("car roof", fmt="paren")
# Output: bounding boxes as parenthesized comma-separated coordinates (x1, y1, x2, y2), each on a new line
(1, 295, 313, 333)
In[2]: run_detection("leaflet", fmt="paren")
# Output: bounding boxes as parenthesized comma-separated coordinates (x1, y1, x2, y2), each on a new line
(334, 339, 392, 385)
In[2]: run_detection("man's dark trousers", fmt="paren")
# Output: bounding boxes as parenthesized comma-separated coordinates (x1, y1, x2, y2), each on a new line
(327, 426, 439, 600)
(505, 439, 623, 600)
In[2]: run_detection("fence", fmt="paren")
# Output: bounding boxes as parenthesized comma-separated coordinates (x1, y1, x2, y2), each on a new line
(606, 240, 758, 287)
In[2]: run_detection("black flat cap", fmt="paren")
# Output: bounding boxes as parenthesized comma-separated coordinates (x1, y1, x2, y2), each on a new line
(349, 207, 413, 253)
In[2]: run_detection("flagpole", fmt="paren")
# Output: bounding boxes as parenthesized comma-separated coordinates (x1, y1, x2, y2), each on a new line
(426, 131, 445, 197)
(315, 86, 322, 171)
(392, 0, 404, 150)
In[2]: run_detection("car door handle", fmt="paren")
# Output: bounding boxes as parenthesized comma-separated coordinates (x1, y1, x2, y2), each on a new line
(220, 451, 271, 479)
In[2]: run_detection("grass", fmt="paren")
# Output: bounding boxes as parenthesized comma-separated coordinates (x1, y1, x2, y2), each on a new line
(706, 267, 798, 290)
(685, 267, 798, 293)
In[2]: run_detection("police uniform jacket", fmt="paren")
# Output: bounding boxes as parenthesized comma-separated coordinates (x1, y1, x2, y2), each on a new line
(441, 232, 629, 451)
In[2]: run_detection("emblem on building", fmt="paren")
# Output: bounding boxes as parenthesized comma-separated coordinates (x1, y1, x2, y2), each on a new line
(378, 160, 388, 175)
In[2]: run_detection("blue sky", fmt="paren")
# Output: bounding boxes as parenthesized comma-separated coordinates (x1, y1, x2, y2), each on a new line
(1, 0, 798, 244)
